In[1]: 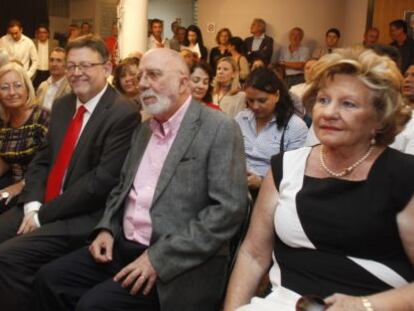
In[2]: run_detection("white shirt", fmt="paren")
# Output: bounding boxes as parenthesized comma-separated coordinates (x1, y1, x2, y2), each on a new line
(37, 40, 49, 70)
(252, 33, 265, 52)
(0, 34, 38, 77)
(42, 76, 67, 110)
(24, 84, 109, 226)
(147, 34, 170, 50)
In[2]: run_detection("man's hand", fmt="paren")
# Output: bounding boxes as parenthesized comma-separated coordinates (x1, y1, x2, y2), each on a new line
(114, 251, 157, 296)
(17, 211, 39, 235)
(89, 230, 114, 263)
(0, 180, 25, 205)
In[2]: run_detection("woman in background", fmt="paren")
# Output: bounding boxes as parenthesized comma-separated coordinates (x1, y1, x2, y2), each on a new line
(228, 36, 250, 83)
(190, 63, 220, 110)
(209, 28, 232, 73)
(184, 25, 208, 62)
(212, 57, 245, 118)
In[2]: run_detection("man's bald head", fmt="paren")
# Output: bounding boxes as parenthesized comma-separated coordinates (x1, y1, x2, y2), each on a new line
(138, 48, 191, 121)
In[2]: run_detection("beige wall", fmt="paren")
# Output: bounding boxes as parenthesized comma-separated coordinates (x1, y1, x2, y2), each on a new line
(198, 0, 368, 61)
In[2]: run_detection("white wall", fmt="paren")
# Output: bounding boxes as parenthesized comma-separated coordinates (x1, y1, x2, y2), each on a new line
(198, 0, 368, 60)
(148, 0, 194, 39)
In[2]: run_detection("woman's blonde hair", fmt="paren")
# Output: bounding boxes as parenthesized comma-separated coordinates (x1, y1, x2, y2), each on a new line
(303, 47, 411, 145)
(213, 56, 241, 96)
(0, 62, 36, 123)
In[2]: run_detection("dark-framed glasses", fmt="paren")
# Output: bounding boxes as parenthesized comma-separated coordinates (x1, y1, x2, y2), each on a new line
(296, 295, 326, 311)
(65, 62, 105, 73)
(0, 82, 24, 93)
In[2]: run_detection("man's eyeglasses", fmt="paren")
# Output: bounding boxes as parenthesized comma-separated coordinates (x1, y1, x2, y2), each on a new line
(0, 82, 24, 93)
(65, 62, 105, 73)
(296, 295, 326, 311)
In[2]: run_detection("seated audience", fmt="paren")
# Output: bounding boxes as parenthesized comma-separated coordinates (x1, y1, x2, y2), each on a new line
(363, 27, 380, 47)
(228, 36, 250, 83)
(190, 62, 221, 110)
(183, 24, 208, 62)
(213, 56, 245, 117)
(0, 63, 49, 211)
(224, 47, 414, 310)
(147, 19, 169, 49)
(244, 18, 274, 66)
(312, 28, 341, 59)
(390, 19, 414, 73)
(36, 47, 71, 110)
(34, 47, 247, 311)
(0, 20, 38, 79)
(209, 28, 232, 73)
(235, 68, 308, 197)
(391, 64, 414, 154)
(279, 27, 310, 88)
(0, 35, 139, 311)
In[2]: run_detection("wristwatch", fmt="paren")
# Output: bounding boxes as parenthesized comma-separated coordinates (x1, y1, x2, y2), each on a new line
(1, 192, 9, 199)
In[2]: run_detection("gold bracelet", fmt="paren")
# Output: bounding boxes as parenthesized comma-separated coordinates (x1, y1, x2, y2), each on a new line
(361, 296, 374, 311)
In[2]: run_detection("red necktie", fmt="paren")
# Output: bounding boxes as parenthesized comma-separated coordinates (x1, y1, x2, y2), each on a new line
(44, 105, 87, 203)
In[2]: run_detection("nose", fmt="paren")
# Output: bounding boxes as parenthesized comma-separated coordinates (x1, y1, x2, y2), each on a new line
(321, 101, 339, 119)
(138, 73, 149, 91)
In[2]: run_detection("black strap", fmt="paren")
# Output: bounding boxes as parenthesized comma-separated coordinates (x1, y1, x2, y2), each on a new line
(279, 122, 288, 153)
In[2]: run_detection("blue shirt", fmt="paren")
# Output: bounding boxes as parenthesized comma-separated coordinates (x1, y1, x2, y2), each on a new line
(236, 109, 308, 177)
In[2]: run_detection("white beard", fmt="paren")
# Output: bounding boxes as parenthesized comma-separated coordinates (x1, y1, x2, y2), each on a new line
(140, 90, 172, 116)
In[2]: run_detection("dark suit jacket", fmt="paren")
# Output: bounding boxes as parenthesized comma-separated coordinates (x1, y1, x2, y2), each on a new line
(244, 34, 274, 65)
(95, 100, 248, 310)
(20, 85, 139, 237)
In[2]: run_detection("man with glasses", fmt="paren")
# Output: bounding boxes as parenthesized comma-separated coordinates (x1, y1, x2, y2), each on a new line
(0, 35, 139, 311)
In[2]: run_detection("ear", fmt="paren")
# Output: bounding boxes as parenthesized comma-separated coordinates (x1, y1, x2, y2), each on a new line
(103, 61, 113, 77)
(179, 75, 190, 93)
(274, 90, 280, 103)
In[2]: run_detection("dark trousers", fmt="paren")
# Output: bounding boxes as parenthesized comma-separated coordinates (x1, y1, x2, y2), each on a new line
(33, 70, 49, 90)
(0, 206, 91, 311)
(35, 235, 160, 311)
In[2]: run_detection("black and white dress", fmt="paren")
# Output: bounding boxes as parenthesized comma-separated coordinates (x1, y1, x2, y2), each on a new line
(238, 147, 414, 310)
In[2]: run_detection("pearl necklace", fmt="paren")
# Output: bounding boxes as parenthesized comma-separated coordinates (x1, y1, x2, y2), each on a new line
(319, 145, 374, 177)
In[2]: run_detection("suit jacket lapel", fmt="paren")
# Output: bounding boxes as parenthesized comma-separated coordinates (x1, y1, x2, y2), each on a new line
(152, 101, 201, 205)
(64, 86, 114, 181)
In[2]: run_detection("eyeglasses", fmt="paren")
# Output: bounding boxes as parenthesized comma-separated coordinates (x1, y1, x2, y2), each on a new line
(65, 62, 105, 73)
(296, 295, 326, 311)
(0, 82, 24, 93)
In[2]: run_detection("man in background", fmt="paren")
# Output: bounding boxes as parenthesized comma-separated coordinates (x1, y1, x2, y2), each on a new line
(0, 19, 38, 78)
(244, 18, 274, 66)
(390, 19, 414, 72)
(147, 19, 170, 50)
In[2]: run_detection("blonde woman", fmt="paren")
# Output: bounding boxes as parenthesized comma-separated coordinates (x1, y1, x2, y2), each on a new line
(0, 63, 49, 210)
(224, 47, 414, 310)
(213, 57, 245, 118)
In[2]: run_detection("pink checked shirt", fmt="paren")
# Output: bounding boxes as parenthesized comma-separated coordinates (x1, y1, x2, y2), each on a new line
(123, 97, 191, 246)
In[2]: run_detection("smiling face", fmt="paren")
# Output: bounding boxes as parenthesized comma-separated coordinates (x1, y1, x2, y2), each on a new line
(120, 64, 139, 97)
(190, 67, 210, 102)
(245, 86, 279, 121)
(66, 47, 111, 103)
(216, 60, 235, 86)
(0, 70, 28, 111)
(312, 74, 379, 149)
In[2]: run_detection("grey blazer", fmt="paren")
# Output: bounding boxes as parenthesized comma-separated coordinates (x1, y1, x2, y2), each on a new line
(95, 100, 248, 310)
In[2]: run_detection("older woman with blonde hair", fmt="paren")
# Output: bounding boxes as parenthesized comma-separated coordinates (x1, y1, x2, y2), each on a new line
(213, 56, 245, 117)
(0, 63, 49, 210)
(224, 47, 414, 311)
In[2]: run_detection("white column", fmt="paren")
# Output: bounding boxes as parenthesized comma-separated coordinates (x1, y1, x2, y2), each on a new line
(117, 0, 148, 59)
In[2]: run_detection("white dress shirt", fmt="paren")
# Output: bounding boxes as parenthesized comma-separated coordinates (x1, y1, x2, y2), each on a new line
(37, 40, 49, 71)
(0, 34, 38, 77)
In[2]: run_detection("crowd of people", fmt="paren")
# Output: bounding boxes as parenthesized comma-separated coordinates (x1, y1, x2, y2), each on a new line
(0, 14, 411, 311)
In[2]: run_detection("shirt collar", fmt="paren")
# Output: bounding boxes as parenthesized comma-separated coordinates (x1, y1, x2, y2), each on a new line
(76, 83, 108, 114)
(48, 76, 65, 86)
(254, 33, 265, 40)
(150, 95, 192, 139)
(245, 109, 276, 124)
